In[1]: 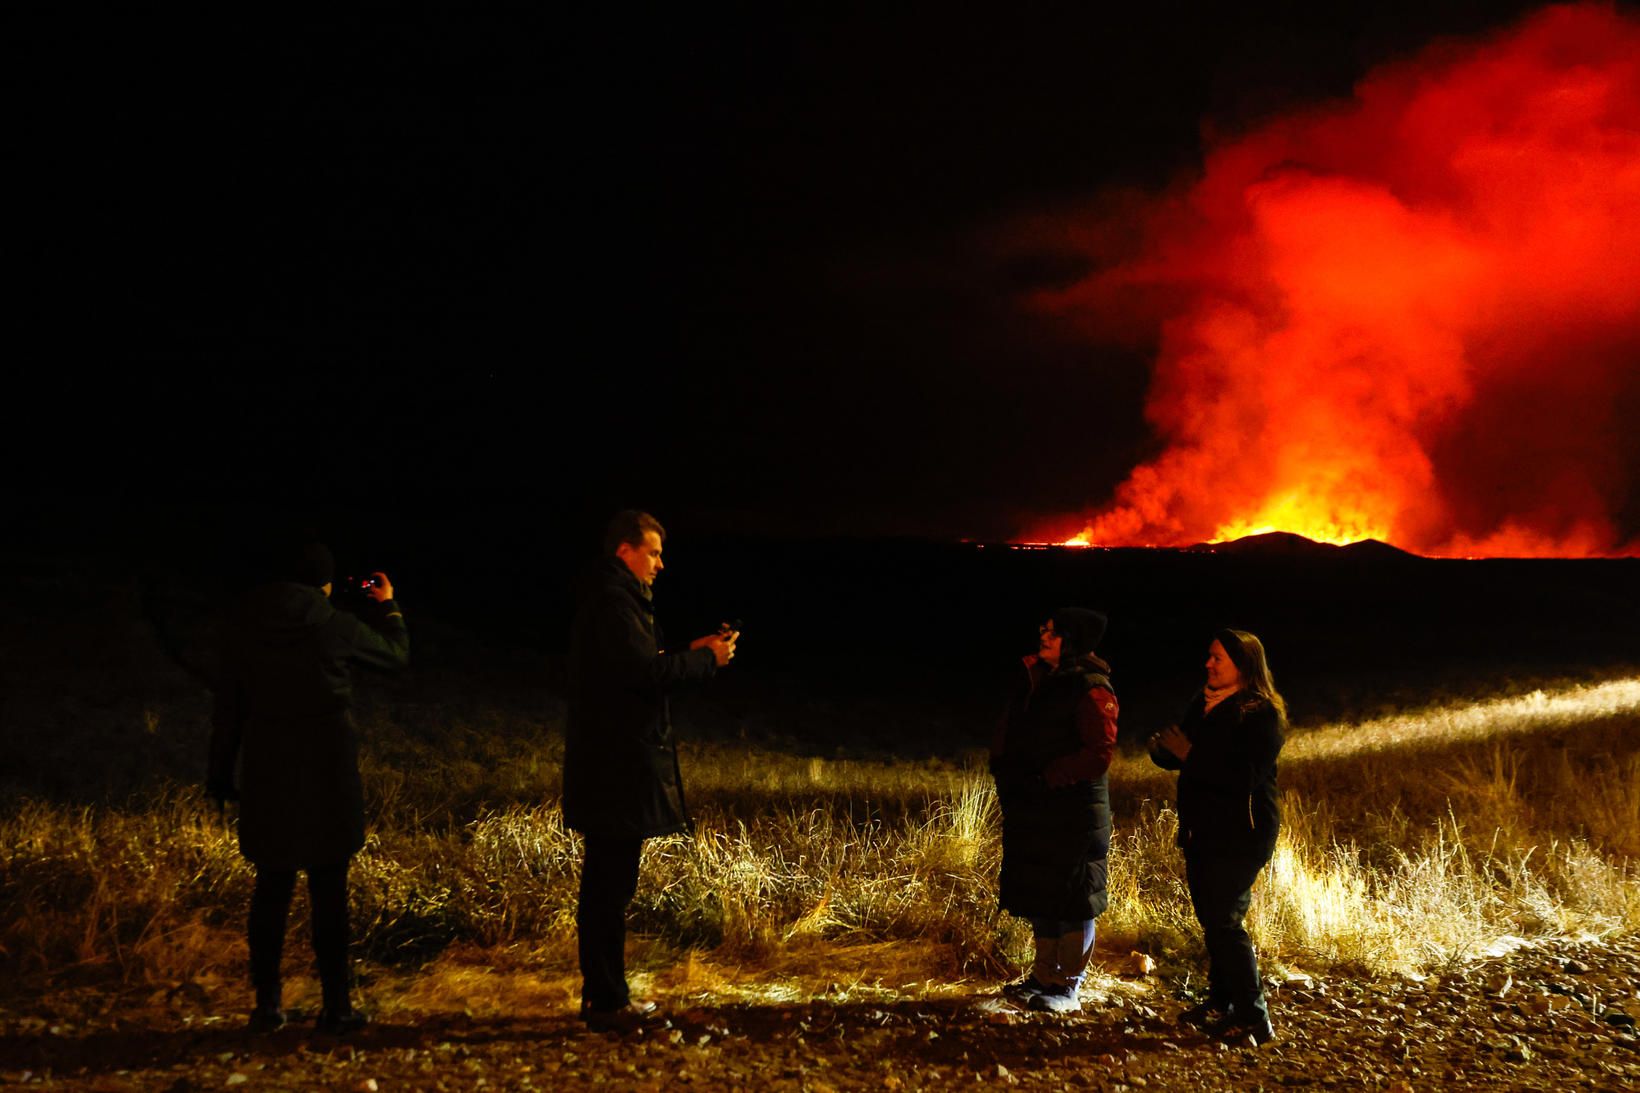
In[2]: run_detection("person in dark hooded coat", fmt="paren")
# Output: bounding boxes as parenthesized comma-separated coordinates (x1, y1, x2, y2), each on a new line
(990, 607, 1119, 1014)
(208, 539, 408, 1034)
(563, 510, 736, 1029)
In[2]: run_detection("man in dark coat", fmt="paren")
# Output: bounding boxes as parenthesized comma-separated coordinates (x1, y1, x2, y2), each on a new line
(563, 510, 736, 1029)
(208, 538, 409, 1034)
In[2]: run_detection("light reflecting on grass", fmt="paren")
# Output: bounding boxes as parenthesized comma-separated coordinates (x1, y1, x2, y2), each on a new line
(3, 673, 1637, 995)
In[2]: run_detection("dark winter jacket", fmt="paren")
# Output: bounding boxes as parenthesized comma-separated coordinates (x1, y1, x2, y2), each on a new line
(991, 654, 1119, 921)
(208, 583, 409, 869)
(562, 559, 717, 840)
(1150, 690, 1284, 863)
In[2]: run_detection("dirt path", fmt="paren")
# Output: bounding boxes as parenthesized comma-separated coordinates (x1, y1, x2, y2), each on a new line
(4, 937, 1637, 1090)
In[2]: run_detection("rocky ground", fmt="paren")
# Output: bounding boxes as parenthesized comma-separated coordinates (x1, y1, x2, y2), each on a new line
(3, 937, 1637, 1091)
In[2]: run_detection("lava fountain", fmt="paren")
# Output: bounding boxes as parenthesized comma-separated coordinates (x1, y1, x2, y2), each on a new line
(1027, 2, 1640, 557)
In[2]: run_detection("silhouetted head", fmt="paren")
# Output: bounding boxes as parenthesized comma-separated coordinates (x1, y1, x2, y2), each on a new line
(1044, 606, 1107, 668)
(273, 535, 334, 590)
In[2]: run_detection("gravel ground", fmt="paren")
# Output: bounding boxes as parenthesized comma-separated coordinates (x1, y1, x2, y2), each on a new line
(3, 937, 1637, 1091)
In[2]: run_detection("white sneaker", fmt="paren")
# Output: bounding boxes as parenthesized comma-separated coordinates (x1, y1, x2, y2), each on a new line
(1027, 986, 1082, 1014)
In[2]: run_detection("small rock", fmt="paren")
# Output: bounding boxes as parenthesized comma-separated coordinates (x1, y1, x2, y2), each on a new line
(996, 1063, 1012, 1079)
(225, 1077, 248, 1088)
(1605, 1010, 1636, 1031)
(1283, 969, 1316, 989)
(355, 1082, 378, 1093)
(1124, 952, 1156, 977)
(1564, 960, 1591, 975)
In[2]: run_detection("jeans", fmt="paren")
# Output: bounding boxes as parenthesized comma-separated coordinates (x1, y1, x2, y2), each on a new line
(249, 861, 351, 1012)
(1028, 917, 1097, 990)
(1185, 852, 1269, 1023)
(577, 835, 643, 1011)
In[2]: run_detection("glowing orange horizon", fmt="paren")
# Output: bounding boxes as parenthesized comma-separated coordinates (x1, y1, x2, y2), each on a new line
(1022, 516, 1640, 559)
(1016, 3, 1640, 561)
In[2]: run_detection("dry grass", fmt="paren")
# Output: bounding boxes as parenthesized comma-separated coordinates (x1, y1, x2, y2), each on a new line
(3, 673, 1638, 1003)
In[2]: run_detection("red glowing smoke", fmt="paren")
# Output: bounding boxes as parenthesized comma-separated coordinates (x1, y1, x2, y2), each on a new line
(1028, 3, 1640, 557)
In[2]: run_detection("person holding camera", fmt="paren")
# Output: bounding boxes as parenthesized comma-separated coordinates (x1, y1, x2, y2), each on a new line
(208, 538, 409, 1034)
(1148, 629, 1286, 1046)
(990, 607, 1119, 1014)
(563, 510, 736, 1031)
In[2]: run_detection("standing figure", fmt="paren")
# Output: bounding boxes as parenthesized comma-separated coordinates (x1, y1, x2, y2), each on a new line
(1148, 628, 1286, 1045)
(208, 538, 409, 1034)
(991, 607, 1119, 1014)
(563, 510, 736, 1030)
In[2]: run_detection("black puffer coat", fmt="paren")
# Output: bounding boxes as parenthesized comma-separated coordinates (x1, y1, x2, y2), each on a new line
(1151, 690, 1284, 863)
(562, 559, 717, 840)
(992, 656, 1118, 921)
(208, 583, 409, 869)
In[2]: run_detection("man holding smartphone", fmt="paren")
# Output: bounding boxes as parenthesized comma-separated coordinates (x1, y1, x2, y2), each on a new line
(562, 510, 737, 1030)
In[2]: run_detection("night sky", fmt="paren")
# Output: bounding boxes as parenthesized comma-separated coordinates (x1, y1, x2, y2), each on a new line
(17, 2, 1586, 551)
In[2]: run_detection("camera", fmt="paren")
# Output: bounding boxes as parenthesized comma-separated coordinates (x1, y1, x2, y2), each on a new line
(339, 571, 380, 597)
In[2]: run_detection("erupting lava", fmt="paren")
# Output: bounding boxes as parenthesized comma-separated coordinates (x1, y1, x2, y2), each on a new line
(1028, 3, 1640, 557)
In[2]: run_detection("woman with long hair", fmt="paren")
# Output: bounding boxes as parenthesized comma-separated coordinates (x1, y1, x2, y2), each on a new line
(990, 607, 1120, 1014)
(1148, 628, 1286, 1045)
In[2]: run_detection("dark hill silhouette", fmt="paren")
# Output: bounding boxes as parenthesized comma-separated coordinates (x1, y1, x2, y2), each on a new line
(1338, 537, 1420, 562)
(1188, 531, 1419, 561)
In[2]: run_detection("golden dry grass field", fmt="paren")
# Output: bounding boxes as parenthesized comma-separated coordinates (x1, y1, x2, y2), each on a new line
(4, 656, 1637, 1022)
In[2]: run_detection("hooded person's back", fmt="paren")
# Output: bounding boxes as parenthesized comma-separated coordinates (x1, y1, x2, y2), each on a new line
(210, 580, 409, 869)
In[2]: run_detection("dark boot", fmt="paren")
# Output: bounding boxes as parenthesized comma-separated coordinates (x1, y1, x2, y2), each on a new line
(246, 1004, 287, 1033)
(315, 1007, 369, 1035)
(580, 999, 659, 1032)
(1213, 1003, 1276, 1046)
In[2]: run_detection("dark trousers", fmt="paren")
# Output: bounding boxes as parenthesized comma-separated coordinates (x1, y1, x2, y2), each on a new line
(249, 862, 351, 1012)
(1185, 852, 1269, 1023)
(576, 835, 643, 1011)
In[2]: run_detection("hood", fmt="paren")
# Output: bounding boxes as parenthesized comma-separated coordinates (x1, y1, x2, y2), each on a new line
(235, 582, 337, 642)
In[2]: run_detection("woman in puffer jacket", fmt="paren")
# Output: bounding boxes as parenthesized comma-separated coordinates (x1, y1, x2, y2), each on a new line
(990, 607, 1119, 1014)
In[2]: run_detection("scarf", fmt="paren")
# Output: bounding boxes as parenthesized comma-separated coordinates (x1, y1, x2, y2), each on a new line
(1202, 682, 1239, 714)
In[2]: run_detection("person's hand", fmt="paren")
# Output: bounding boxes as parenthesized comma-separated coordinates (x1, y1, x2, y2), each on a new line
(691, 629, 738, 667)
(1152, 725, 1191, 761)
(367, 571, 394, 603)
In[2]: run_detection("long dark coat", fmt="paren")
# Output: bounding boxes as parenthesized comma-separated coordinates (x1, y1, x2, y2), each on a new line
(208, 583, 409, 869)
(562, 559, 717, 840)
(1151, 690, 1284, 864)
(992, 656, 1118, 922)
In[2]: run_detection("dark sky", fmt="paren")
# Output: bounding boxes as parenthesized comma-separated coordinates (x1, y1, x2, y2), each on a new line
(15, 2, 1552, 547)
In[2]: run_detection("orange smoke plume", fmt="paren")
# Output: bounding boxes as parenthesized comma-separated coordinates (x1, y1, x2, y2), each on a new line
(1030, 3, 1640, 557)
